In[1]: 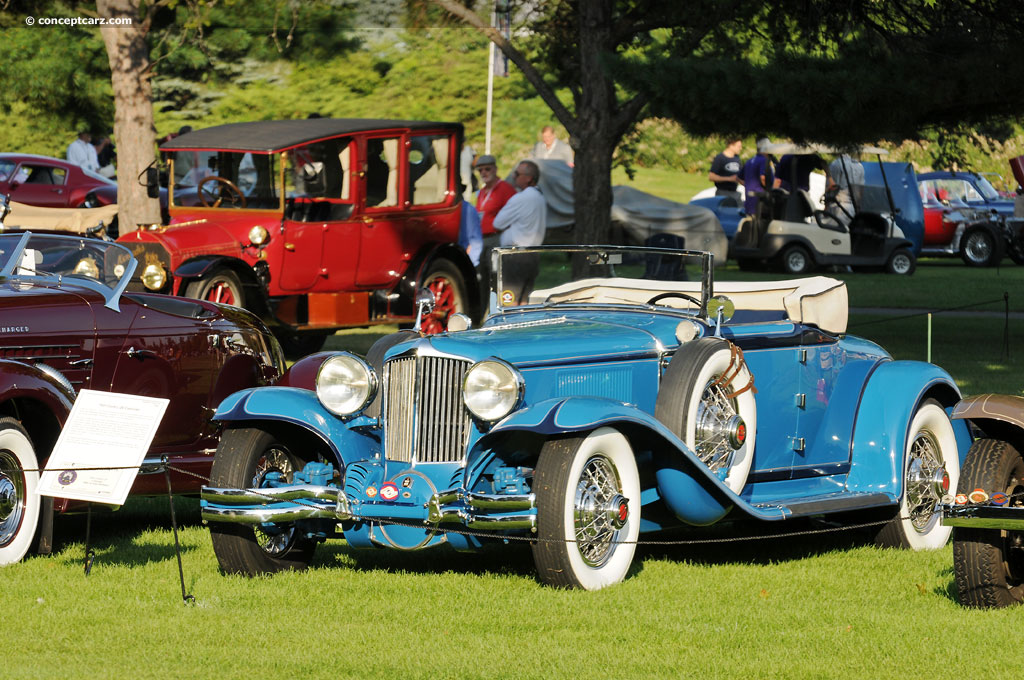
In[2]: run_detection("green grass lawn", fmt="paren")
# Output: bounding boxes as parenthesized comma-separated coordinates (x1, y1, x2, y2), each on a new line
(5, 496, 1024, 679)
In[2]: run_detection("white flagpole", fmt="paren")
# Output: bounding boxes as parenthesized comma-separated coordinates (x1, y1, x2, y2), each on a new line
(485, 6, 496, 155)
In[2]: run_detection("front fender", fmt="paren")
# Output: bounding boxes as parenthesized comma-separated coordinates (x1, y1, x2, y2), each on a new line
(480, 397, 785, 524)
(215, 387, 378, 467)
(846, 360, 969, 496)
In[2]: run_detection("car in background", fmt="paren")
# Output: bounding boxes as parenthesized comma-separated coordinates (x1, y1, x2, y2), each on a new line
(918, 171, 1015, 218)
(199, 245, 969, 589)
(0, 230, 285, 565)
(119, 118, 480, 357)
(918, 172, 1024, 266)
(0, 153, 117, 209)
(943, 394, 1024, 607)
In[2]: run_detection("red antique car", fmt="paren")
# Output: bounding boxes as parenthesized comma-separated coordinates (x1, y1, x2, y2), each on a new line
(118, 119, 479, 356)
(0, 230, 284, 565)
(0, 153, 118, 209)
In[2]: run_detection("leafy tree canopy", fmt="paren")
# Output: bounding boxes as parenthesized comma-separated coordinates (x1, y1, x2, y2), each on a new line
(616, 0, 1024, 146)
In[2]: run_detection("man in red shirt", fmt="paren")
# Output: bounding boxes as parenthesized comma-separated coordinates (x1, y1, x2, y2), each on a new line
(475, 155, 516, 240)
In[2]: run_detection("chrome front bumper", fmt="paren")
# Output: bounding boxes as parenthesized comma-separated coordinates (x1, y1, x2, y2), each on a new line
(201, 485, 536, 531)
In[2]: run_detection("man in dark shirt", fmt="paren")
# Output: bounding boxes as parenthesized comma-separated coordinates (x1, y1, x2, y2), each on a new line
(708, 138, 743, 201)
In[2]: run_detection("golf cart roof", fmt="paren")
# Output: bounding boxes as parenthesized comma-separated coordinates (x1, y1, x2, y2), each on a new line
(763, 142, 889, 156)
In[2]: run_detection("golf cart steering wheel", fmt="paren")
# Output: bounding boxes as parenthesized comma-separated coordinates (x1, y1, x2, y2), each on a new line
(198, 176, 247, 208)
(646, 291, 701, 307)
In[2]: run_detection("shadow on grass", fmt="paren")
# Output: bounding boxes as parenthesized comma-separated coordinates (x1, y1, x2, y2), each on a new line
(633, 516, 881, 568)
(48, 495, 204, 568)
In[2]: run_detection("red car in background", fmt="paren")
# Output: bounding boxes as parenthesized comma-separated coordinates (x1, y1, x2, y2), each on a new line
(0, 153, 117, 209)
(118, 118, 479, 356)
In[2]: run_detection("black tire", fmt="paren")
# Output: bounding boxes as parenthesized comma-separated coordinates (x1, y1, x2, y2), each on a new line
(274, 330, 331, 360)
(875, 400, 959, 549)
(1007, 242, 1024, 266)
(654, 338, 756, 493)
(960, 226, 1004, 267)
(418, 259, 469, 335)
(185, 269, 245, 308)
(208, 427, 316, 575)
(779, 244, 813, 275)
(363, 329, 419, 419)
(0, 418, 39, 566)
(953, 438, 1024, 608)
(531, 427, 640, 590)
(885, 248, 916, 275)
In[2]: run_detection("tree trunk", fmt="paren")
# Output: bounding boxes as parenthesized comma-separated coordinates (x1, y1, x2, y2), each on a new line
(571, 0, 617, 250)
(98, 0, 161, 231)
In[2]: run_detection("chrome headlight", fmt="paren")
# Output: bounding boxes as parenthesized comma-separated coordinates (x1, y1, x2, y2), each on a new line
(73, 258, 100, 279)
(248, 225, 269, 246)
(141, 263, 167, 290)
(316, 353, 377, 416)
(463, 359, 523, 422)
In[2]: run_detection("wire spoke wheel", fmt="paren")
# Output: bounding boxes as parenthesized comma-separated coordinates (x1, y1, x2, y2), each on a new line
(573, 455, 623, 567)
(533, 428, 640, 590)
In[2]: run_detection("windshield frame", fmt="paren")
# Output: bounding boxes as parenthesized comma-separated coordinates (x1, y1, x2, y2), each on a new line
(0, 232, 137, 311)
(490, 245, 713, 318)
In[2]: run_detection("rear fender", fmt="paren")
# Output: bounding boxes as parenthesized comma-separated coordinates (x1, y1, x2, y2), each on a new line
(474, 397, 782, 525)
(214, 387, 378, 468)
(846, 361, 968, 496)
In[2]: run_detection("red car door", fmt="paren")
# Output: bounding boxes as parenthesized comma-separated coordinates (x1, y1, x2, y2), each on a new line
(9, 162, 71, 208)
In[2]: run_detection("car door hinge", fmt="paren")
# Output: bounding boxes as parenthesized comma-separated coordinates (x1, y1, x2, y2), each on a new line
(798, 349, 807, 364)
(791, 437, 805, 452)
(795, 393, 806, 409)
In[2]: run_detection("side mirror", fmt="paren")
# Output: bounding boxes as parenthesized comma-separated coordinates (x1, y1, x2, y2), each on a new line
(411, 288, 436, 333)
(706, 295, 735, 337)
(145, 167, 160, 198)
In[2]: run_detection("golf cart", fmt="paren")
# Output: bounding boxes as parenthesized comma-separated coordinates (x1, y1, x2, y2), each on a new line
(730, 144, 918, 275)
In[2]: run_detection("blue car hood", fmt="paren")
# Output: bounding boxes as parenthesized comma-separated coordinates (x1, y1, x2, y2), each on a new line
(394, 315, 666, 366)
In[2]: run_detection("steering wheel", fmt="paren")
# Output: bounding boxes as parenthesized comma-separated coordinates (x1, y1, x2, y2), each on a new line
(198, 176, 247, 208)
(646, 291, 701, 307)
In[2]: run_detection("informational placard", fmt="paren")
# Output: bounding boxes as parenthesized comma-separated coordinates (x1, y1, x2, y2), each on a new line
(38, 389, 169, 506)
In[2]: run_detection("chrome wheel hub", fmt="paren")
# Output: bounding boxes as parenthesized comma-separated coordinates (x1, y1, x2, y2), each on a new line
(966, 233, 991, 261)
(0, 451, 24, 547)
(906, 432, 945, 533)
(695, 380, 743, 471)
(573, 456, 626, 567)
(253, 448, 298, 555)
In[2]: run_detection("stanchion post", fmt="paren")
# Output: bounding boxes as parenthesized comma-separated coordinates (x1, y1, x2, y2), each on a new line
(1004, 291, 1010, 361)
(927, 312, 932, 364)
(162, 456, 195, 604)
(83, 503, 95, 576)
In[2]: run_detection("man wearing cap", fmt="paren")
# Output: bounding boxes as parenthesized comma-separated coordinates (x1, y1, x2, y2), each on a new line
(475, 154, 516, 241)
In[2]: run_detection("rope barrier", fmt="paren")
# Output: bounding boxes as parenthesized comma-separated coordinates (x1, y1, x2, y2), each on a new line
(848, 295, 1010, 328)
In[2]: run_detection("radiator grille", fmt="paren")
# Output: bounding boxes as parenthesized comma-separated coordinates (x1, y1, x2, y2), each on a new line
(383, 355, 472, 464)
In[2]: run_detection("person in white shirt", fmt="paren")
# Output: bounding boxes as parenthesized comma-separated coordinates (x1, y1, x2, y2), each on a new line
(66, 130, 100, 173)
(492, 160, 546, 304)
(531, 126, 574, 167)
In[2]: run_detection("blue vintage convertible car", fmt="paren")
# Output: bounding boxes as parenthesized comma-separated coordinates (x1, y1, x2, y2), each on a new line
(201, 245, 971, 589)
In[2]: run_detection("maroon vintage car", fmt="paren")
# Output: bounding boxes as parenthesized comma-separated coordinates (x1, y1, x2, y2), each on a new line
(117, 119, 479, 356)
(0, 231, 284, 564)
(0, 153, 118, 209)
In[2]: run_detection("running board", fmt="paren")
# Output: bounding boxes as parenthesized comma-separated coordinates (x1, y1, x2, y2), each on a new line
(753, 492, 894, 518)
